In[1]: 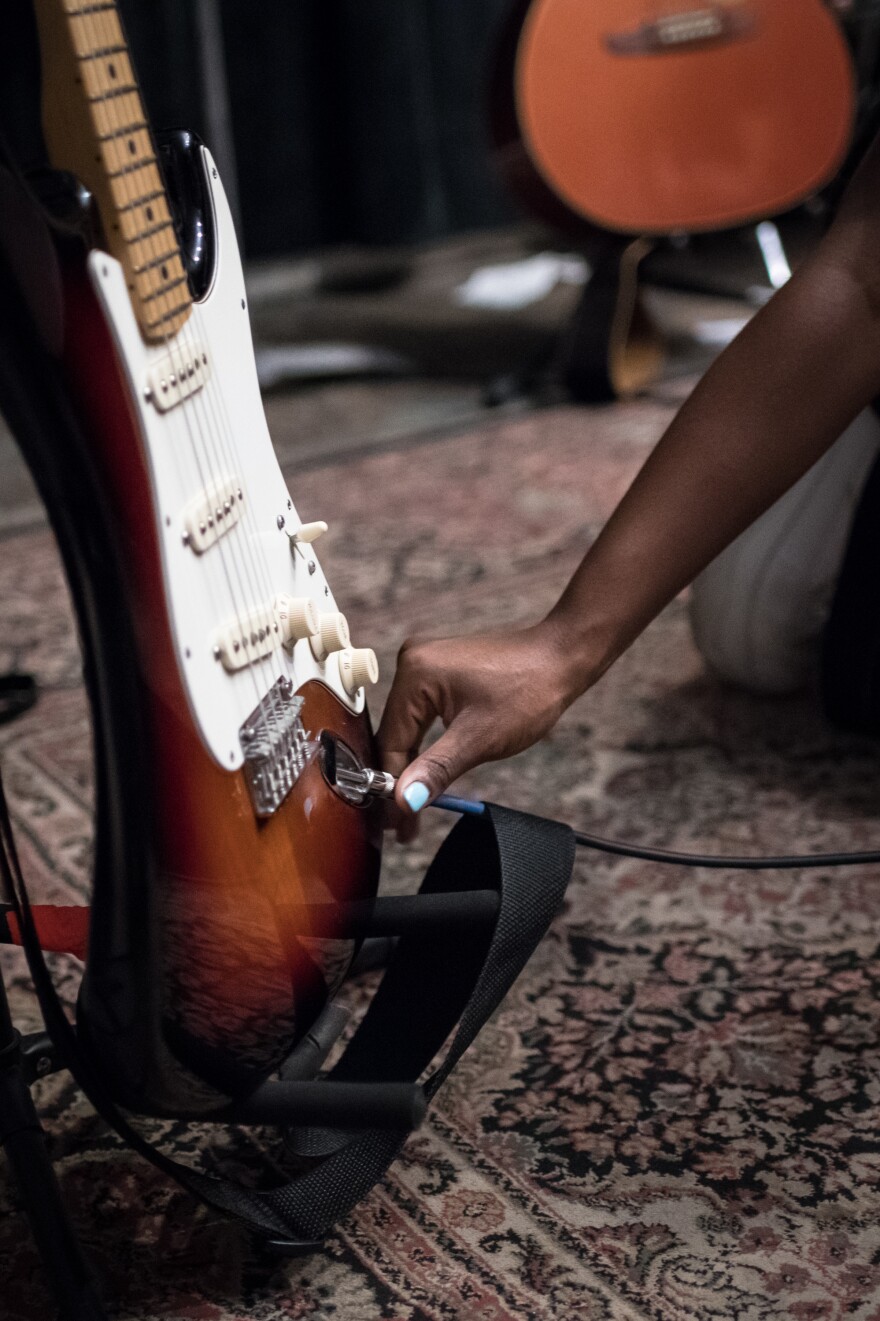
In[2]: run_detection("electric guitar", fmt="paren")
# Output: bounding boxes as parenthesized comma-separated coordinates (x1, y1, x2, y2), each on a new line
(493, 0, 857, 235)
(16, 0, 383, 1114)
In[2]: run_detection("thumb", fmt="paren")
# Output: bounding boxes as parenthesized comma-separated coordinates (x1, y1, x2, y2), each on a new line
(395, 719, 477, 814)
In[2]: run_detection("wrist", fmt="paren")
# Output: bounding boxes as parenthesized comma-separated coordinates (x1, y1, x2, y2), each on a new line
(539, 605, 623, 704)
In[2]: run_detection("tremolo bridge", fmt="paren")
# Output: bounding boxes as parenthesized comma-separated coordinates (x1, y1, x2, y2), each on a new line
(239, 678, 315, 819)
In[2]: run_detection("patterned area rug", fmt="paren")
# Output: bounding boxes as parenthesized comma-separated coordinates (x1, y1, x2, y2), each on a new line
(3, 400, 880, 1319)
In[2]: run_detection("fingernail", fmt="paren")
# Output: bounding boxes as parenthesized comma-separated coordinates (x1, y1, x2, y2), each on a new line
(403, 781, 430, 813)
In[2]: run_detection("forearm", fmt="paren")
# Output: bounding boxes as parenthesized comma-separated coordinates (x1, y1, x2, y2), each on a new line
(549, 250, 880, 696)
(379, 132, 880, 808)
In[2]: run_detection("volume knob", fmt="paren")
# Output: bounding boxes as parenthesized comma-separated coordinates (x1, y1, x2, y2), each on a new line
(339, 648, 379, 697)
(275, 595, 320, 647)
(310, 611, 350, 661)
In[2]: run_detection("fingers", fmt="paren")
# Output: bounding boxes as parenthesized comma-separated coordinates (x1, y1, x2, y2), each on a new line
(377, 641, 441, 841)
(376, 642, 437, 767)
(377, 636, 498, 825)
(393, 717, 482, 815)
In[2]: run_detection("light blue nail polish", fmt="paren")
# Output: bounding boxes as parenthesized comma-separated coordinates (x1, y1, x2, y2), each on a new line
(403, 781, 430, 813)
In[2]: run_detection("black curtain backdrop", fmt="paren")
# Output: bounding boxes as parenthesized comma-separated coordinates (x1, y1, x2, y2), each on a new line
(118, 0, 517, 258)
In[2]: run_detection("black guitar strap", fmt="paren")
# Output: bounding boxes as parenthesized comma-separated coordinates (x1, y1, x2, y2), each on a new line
(0, 773, 574, 1244)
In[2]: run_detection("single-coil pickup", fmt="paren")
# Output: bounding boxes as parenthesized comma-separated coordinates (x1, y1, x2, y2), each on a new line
(183, 476, 244, 555)
(146, 343, 211, 413)
(215, 601, 280, 672)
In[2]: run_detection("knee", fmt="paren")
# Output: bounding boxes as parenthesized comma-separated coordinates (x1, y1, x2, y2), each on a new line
(689, 560, 814, 695)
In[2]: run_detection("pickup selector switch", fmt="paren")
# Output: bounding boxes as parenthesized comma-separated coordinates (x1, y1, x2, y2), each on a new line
(291, 521, 328, 545)
(275, 595, 320, 647)
(338, 648, 380, 697)
(309, 611, 350, 662)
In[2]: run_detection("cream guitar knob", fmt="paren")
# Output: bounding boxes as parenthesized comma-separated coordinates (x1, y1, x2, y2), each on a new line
(339, 648, 379, 697)
(309, 611, 350, 661)
(274, 595, 320, 647)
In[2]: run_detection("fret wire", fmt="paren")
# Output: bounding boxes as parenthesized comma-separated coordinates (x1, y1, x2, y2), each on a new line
(80, 16, 122, 58)
(128, 218, 176, 245)
(123, 219, 175, 250)
(65, 2, 117, 15)
(91, 93, 142, 135)
(146, 300, 193, 330)
(110, 165, 162, 199)
(118, 188, 165, 213)
(141, 274, 188, 304)
(98, 122, 148, 142)
(107, 158, 161, 181)
(80, 48, 134, 89)
(81, 45, 127, 61)
(86, 83, 139, 104)
(133, 247, 184, 276)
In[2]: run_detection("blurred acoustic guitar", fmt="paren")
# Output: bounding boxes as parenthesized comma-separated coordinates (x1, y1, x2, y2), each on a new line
(492, 0, 857, 399)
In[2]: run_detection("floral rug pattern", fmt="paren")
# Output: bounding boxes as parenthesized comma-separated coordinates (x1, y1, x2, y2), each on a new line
(2, 401, 880, 1318)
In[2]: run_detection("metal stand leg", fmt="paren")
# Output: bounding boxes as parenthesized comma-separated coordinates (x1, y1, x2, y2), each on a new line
(0, 972, 106, 1321)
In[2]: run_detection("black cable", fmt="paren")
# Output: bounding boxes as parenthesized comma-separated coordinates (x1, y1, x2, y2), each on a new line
(573, 829, 880, 871)
(428, 790, 880, 873)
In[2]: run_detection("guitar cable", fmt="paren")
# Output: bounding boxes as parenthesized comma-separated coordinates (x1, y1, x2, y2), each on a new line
(3, 726, 880, 969)
(320, 733, 880, 873)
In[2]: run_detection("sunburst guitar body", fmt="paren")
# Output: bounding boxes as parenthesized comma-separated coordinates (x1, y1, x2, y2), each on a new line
(30, 0, 382, 1113)
(496, 0, 857, 235)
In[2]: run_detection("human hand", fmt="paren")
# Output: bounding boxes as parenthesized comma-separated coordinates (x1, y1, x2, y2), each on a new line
(377, 623, 582, 836)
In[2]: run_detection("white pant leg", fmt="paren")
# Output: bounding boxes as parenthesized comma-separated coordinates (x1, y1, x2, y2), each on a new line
(689, 407, 880, 694)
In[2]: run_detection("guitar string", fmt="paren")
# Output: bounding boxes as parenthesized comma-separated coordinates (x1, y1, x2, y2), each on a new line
(82, 3, 330, 787)
(73, 4, 314, 1066)
(78, 2, 262, 701)
(183, 291, 303, 720)
(105, 6, 302, 758)
(162, 152, 303, 704)
(169, 258, 300, 749)
(78, 3, 273, 743)
(187, 286, 309, 680)
(120, 41, 336, 757)
(151, 136, 304, 742)
(96, 11, 304, 745)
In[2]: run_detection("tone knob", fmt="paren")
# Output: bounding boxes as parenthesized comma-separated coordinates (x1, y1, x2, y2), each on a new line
(339, 648, 380, 696)
(291, 521, 328, 545)
(274, 594, 319, 647)
(310, 611, 350, 661)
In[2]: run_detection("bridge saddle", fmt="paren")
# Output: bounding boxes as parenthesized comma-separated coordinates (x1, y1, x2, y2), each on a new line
(239, 680, 315, 818)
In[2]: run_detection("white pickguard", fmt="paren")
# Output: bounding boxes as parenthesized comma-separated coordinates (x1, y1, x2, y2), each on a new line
(88, 148, 363, 771)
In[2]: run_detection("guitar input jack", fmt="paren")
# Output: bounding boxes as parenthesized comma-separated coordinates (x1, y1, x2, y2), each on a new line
(318, 732, 481, 816)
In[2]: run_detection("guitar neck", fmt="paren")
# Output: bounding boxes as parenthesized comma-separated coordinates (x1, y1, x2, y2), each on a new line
(33, 0, 191, 342)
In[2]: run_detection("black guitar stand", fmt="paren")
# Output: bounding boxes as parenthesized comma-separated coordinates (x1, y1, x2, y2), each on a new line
(0, 671, 106, 1318)
(0, 969, 107, 1321)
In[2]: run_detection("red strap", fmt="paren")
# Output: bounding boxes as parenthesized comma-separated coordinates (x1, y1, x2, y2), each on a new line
(6, 905, 89, 962)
